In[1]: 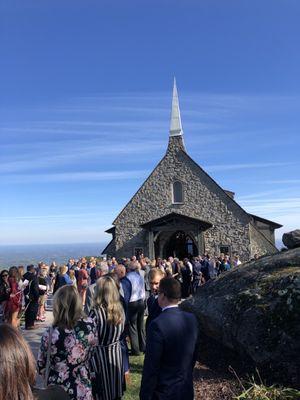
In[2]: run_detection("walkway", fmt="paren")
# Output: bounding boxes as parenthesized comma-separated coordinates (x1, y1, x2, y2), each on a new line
(21, 295, 53, 388)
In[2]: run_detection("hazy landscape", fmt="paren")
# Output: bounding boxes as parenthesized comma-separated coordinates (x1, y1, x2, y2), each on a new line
(0, 242, 107, 268)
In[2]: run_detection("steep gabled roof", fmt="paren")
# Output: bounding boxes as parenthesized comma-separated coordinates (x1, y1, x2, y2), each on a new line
(102, 238, 115, 255)
(250, 214, 282, 229)
(177, 148, 252, 221)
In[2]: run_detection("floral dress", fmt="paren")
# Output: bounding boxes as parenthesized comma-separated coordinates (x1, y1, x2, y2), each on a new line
(37, 317, 97, 400)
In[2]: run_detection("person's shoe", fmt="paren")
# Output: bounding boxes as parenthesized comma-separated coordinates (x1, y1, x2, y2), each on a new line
(125, 372, 131, 386)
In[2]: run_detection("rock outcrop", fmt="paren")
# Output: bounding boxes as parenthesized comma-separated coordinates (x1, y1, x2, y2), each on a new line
(181, 248, 300, 386)
(282, 229, 300, 249)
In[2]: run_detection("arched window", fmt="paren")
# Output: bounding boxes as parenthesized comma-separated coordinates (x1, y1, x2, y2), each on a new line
(172, 181, 183, 203)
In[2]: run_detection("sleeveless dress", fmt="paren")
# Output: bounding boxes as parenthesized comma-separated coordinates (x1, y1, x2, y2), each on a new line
(90, 306, 125, 400)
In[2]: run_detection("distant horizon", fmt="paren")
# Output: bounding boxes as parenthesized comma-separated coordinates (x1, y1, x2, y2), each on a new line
(0, 238, 285, 249)
(0, 242, 107, 268)
(0, 241, 107, 247)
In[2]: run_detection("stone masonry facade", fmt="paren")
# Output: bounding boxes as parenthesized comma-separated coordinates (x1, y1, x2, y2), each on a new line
(104, 136, 279, 261)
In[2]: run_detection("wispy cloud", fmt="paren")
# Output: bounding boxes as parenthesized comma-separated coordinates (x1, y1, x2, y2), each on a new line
(0, 212, 108, 222)
(0, 140, 164, 173)
(237, 189, 288, 200)
(205, 161, 295, 172)
(241, 198, 300, 220)
(2, 170, 149, 183)
(258, 179, 300, 185)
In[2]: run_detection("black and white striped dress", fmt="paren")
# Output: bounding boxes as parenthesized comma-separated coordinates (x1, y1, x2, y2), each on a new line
(90, 306, 125, 400)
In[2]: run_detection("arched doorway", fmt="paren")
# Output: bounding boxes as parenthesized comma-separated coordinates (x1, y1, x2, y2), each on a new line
(163, 231, 198, 259)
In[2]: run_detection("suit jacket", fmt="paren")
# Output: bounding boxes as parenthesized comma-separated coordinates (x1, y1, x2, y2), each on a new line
(23, 272, 39, 302)
(145, 294, 161, 334)
(84, 283, 96, 315)
(140, 307, 198, 400)
(120, 276, 132, 323)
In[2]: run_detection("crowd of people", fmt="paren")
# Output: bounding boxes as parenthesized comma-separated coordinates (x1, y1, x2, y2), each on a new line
(0, 252, 244, 400)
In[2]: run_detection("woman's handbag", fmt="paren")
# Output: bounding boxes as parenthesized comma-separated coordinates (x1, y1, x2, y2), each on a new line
(44, 326, 53, 388)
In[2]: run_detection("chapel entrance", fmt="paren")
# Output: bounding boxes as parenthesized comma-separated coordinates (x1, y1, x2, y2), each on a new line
(163, 230, 198, 259)
(141, 212, 213, 259)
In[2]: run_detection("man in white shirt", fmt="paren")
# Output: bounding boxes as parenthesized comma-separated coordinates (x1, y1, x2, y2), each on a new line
(127, 261, 146, 355)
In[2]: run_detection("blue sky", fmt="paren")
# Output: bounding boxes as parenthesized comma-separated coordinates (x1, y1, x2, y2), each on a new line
(0, 0, 299, 246)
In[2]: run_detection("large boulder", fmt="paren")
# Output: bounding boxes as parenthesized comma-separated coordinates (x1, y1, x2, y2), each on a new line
(282, 229, 300, 249)
(181, 248, 300, 386)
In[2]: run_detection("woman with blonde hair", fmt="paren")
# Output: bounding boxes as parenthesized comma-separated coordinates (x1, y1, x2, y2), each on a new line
(53, 265, 72, 293)
(0, 323, 69, 400)
(37, 267, 48, 322)
(37, 285, 97, 400)
(90, 275, 125, 400)
(68, 269, 77, 289)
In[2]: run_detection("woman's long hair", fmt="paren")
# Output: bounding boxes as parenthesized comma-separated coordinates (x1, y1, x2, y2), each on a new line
(53, 285, 82, 329)
(8, 266, 19, 281)
(0, 269, 9, 283)
(93, 276, 124, 325)
(0, 323, 36, 400)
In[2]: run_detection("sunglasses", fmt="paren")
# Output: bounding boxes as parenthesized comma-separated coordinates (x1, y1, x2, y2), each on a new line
(1, 274, 8, 277)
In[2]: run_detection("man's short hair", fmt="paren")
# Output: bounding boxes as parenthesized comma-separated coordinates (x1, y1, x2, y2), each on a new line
(27, 264, 35, 272)
(128, 261, 140, 271)
(159, 277, 181, 300)
(149, 268, 165, 282)
(98, 261, 109, 275)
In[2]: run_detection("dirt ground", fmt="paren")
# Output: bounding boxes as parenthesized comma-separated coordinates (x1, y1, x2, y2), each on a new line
(193, 336, 254, 400)
(194, 361, 240, 400)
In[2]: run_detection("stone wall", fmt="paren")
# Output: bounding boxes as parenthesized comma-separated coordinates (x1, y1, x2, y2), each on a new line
(252, 218, 275, 244)
(249, 223, 278, 257)
(113, 136, 256, 260)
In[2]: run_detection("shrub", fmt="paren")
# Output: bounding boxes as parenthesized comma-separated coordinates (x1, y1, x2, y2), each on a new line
(234, 383, 300, 400)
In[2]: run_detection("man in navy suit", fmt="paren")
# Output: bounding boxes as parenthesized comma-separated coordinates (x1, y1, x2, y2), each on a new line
(145, 268, 165, 334)
(140, 277, 198, 400)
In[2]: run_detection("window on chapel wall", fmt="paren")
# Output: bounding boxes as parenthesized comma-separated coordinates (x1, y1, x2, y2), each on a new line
(220, 245, 231, 256)
(172, 180, 184, 203)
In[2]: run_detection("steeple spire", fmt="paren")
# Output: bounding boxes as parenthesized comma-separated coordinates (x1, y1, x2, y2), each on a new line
(167, 78, 186, 153)
(169, 77, 183, 137)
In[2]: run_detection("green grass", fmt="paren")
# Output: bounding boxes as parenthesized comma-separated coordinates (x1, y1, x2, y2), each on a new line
(124, 354, 144, 400)
(229, 368, 300, 400)
(234, 383, 300, 400)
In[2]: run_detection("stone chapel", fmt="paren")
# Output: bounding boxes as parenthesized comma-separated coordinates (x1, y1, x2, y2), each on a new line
(103, 81, 282, 261)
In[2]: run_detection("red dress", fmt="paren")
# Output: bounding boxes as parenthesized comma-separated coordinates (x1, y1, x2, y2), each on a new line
(77, 269, 88, 293)
(5, 277, 22, 315)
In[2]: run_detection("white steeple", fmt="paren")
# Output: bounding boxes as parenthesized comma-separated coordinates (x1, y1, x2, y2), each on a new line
(169, 77, 183, 137)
